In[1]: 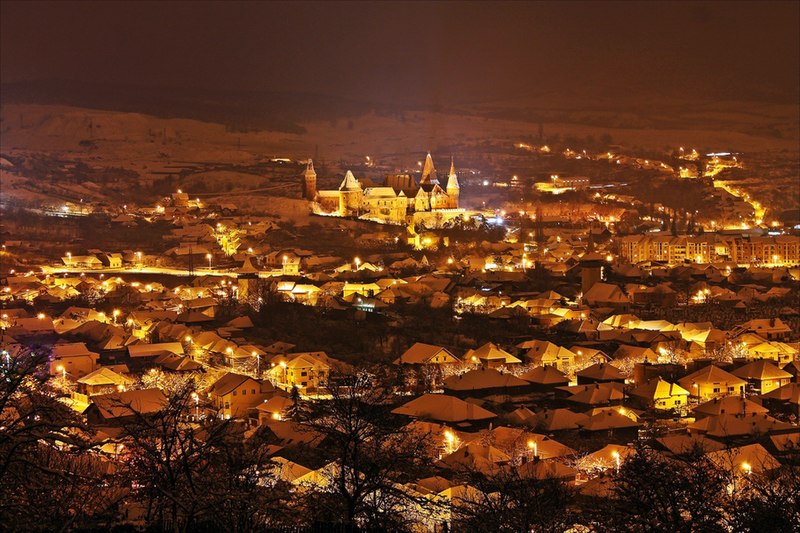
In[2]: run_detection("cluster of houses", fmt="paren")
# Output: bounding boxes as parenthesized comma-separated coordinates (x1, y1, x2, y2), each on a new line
(1, 179, 798, 528)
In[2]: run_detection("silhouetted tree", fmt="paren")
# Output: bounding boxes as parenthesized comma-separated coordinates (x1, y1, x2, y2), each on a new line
(295, 371, 436, 529)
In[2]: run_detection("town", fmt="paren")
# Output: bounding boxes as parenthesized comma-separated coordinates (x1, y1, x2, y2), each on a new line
(2, 132, 799, 530)
(1, 1, 799, 532)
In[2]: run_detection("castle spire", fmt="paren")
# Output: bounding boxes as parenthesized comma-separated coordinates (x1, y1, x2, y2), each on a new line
(420, 152, 439, 185)
(446, 156, 459, 191)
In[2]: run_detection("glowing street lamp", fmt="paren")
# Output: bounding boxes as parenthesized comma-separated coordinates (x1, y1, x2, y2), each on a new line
(742, 462, 752, 476)
(112, 309, 120, 323)
(528, 439, 538, 460)
(191, 392, 200, 419)
(280, 360, 288, 384)
(354, 257, 361, 270)
(253, 352, 260, 375)
(57, 364, 66, 380)
(611, 450, 621, 473)
(443, 429, 459, 455)
(206, 253, 212, 269)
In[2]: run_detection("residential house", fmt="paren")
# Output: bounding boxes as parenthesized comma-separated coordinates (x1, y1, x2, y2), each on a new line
(85, 388, 167, 425)
(678, 365, 747, 401)
(210, 372, 275, 419)
(629, 377, 690, 411)
(732, 360, 792, 395)
(51, 342, 100, 378)
(395, 343, 461, 366)
(77, 367, 134, 396)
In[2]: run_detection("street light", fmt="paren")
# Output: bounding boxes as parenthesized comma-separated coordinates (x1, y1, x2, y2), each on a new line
(527, 439, 538, 460)
(354, 257, 361, 270)
(57, 364, 66, 380)
(206, 253, 212, 269)
(611, 450, 620, 473)
(112, 309, 120, 323)
(191, 392, 199, 420)
(280, 360, 288, 385)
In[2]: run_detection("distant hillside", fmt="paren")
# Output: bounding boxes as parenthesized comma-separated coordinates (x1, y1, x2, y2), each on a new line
(0, 80, 405, 134)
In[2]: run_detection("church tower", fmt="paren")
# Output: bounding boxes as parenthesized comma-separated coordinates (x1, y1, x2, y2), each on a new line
(446, 157, 460, 208)
(303, 159, 317, 200)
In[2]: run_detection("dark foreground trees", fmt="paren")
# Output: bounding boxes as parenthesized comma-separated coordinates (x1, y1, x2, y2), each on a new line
(117, 384, 293, 532)
(590, 442, 800, 533)
(0, 349, 109, 531)
(293, 371, 437, 530)
(451, 464, 575, 532)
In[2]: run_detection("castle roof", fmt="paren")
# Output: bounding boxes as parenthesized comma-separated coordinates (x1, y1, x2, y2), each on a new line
(339, 170, 361, 191)
(420, 152, 439, 185)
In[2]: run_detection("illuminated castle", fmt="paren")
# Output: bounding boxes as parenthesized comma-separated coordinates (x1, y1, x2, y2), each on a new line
(307, 153, 462, 225)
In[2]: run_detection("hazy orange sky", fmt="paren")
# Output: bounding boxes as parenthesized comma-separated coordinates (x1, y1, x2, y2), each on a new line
(2, 1, 798, 105)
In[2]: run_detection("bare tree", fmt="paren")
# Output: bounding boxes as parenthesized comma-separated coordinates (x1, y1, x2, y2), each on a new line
(294, 371, 438, 529)
(0, 349, 102, 531)
(117, 383, 289, 531)
(594, 441, 730, 532)
(451, 464, 576, 532)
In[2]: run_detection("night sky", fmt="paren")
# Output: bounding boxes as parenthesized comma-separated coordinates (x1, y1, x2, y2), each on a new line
(2, 1, 798, 105)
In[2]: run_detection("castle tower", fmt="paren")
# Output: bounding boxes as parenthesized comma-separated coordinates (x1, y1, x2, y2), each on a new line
(338, 170, 363, 216)
(446, 156, 460, 208)
(303, 160, 317, 200)
(420, 152, 439, 186)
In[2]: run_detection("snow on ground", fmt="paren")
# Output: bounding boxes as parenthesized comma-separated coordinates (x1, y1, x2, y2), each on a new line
(3, 103, 797, 172)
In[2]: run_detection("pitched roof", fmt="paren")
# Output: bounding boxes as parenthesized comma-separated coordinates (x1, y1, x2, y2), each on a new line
(519, 365, 569, 385)
(210, 372, 259, 396)
(443, 368, 528, 391)
(577, 362, 625, 381)
(77, 367, 133, 387)
(464, 342, 521, 364)
(706, 443, 781, 473)
(678, 365, 746, 388)
(761, 382, 800, 405)
(693, 395, 769, 416)
(128, 342, 184, 358)
(339, 170, 361, 191)
(655, 434, 726, 455)
(690, 412, 793, 437)
(629, 378, 690, 401)
(396, 343, 458, 365)
(560, 382, 625, 405)
(91, 388, 167, 419)
(732, 360, 792, 381)
(391, 394, 496, 422)
(578, 410, 640, 431)
(534, 408, 589, 431)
